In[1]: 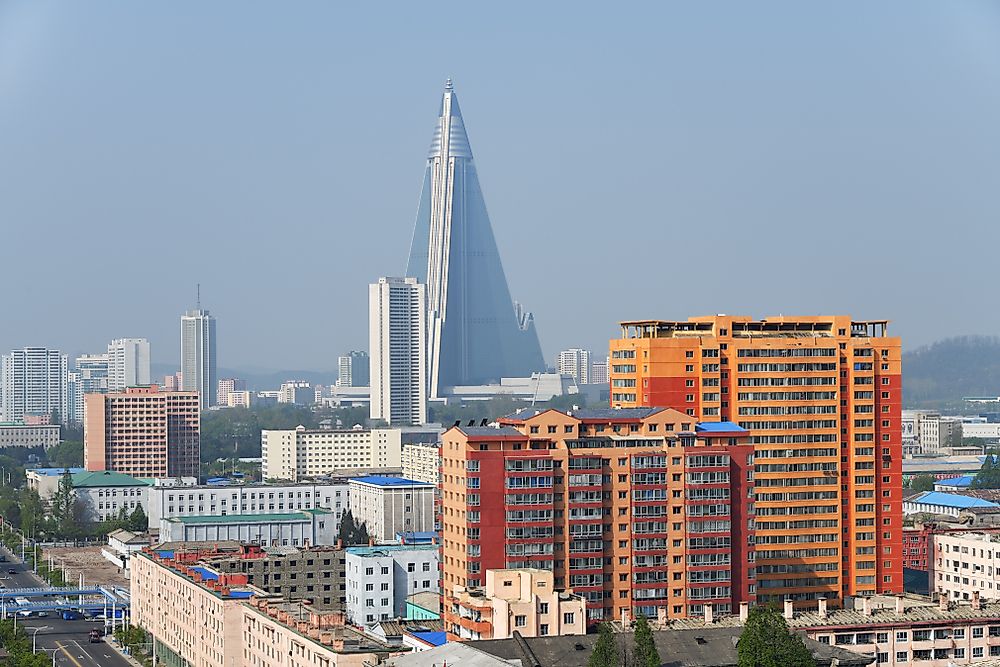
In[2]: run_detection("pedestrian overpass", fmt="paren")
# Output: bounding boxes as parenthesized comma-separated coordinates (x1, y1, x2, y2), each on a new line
(0, 586, 129, 616)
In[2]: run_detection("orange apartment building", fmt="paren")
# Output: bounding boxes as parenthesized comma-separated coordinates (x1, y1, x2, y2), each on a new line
(440, 407, 758, 629)
(84, 385, 200, 478)
(607, 315, 903, 609)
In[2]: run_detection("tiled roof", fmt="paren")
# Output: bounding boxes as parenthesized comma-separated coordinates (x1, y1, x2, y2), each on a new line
(570, 407, 663, 420)
(452, 426, 524, 437)
(72, 470, 150, 488)
(906, 491, 999, 509)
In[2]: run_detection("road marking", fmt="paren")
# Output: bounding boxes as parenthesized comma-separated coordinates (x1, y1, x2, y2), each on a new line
(55, 640, 86, 667)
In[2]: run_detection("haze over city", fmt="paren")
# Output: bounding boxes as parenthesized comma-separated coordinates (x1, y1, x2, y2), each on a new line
(2, 1, 999, 371)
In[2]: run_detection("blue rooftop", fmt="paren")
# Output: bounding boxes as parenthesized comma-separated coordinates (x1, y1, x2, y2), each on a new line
(411, 631, 447, 646)
(28, 467, 85, 476)
(351, 476, 431, 487)
(910, 491, 999, 509)
(228, 591, 254, 599)
(937, 476, 974, 488)
(696, 422, 748, 433)
(191, 566, 219, 581)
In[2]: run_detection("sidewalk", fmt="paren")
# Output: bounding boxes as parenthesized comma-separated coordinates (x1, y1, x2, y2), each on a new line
(105, 636, 147, 667)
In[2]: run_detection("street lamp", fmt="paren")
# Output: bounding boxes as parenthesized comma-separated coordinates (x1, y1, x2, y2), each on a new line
(32, 625, 50, 652)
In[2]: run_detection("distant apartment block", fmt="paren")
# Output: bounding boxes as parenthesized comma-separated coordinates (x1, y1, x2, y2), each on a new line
(556, 348, 591, 384)
(345, 544, 439, 624)
(590, 358, 609, 385)
(401, 442, 440, 485)
(261, 426, 402, 481)
(216, 378, 244, 406)
(83, 385, 200, 478)
(68, 353, 109, 424)
(338, 351, 370, 387)
(369, 277, 428, 426)
(278, 380, 313, 405)
(931, 532, 1000, 602)
(107, 338, 151, 391)
(146, 480, 350, 529)
(450, 568, 586, 640)
(348, 476, 436, 543)
(0, 422, 60, 449)
(1, 347, 68, 424)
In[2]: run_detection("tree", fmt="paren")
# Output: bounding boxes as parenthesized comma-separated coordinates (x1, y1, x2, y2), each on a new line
(19, 488, 44, 538)
(588, 622, 618, 667)
(128, 505, 148, 533)
(47, 440, 84, 468)
(633, 614, 660, 667)
(337, 510, 371, 545)
(910, 474, 936, 492)
(737, 606, 816, 667)
(355, 520, 370, 545)
(49, 471, 78, 539)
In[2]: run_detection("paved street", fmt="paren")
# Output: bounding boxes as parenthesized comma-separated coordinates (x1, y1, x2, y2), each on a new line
(0, 544, 134, 667)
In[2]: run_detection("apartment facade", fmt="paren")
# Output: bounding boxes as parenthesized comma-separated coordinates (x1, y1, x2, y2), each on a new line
(440, 408, 757, 625)
(345, 544, 439, 624)
(146, 480, 350, 528)
(1, 347, 68, 423)
(261, 426, 402, 481)
(180, 308, 217, 409)
(348, 476, 436, 543)
(68, 353, 110, 424)
(402, 442, 440, 485)
(556, 349, 591, 385)
(369, 277, 427, 425)
(931, 532, 1000, 602)
(450, 568, 586, 640)
(608, 316, 903, 608)
(0, 422, 60, 449)
(83, 385, 201, 478)
(107, 338, 151, 391)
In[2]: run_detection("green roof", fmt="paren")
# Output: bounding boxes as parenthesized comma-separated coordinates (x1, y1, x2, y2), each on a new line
(71, 470, 151, 488)
(165, 512, 326, 525)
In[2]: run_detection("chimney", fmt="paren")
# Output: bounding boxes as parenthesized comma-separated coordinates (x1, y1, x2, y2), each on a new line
(783, 599, 794, 620)
(939, 593, 949, 612)
(739, 602, 749, 623)
(973, 591, 981, 611)
(895, 597, 904, 614)
(861, 597, 872, 617)
(704, 605, 714, 625)
(817, 598, 827, 619)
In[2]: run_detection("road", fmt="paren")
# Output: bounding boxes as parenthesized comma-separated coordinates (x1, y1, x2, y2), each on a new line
(0, 544, 134, 667)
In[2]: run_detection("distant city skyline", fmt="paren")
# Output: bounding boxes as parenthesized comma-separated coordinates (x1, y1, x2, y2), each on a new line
(2, 2, 999, 369)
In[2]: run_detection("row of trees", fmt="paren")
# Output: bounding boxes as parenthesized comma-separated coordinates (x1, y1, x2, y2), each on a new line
(588, 608, 816, 667)
(0, 619, 57, 667)
(338, 510, 371, 546)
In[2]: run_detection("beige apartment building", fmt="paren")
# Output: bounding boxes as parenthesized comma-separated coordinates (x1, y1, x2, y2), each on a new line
(451, 568, 587, 640)
(262, 426, 402, 481)
(84, 385, 200, 478)
(931, 532, 1000, 602)
(401, 442, 439, 484)
(0, 422, 60, 448)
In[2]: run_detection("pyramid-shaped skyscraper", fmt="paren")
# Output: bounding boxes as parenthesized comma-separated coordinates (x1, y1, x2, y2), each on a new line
(406, 81, 545, 395)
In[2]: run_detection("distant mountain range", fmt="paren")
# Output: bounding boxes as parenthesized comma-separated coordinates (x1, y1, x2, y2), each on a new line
(903, 336, 1000, 409)
(150, 363, 338, 391)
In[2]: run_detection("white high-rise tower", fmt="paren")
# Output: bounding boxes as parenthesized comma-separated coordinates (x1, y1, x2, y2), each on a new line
(369, 277, 427, 426)
(107, 338, 151, 391)
(1, 347, 68, 423)
(180, 309, 217, 409)
(557, 348, 591, 385)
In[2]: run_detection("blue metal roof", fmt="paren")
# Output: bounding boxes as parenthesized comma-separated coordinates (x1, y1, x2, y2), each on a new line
(411, 631, 447, 646)
(696, 422, 748, 433)
(910, 491, 999, 509)
(28, 467, 84, 476)
(937, 476, 974, 488)
(191, 566, 219, 581)
(351, 476, 432, 487)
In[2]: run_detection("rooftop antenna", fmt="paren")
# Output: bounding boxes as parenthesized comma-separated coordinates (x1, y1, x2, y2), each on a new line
(197, 283, 201, 310)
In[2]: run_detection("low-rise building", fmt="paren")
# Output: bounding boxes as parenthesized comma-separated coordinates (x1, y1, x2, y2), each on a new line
(904, 491, 999, 518)
(450, 568, 586, 640)
(131, 547, 270, 667)
(932, 532, 1000, 602)
(345, 544, 439, 625)
(348, 477, 435, 544)
(0, 422, 60, 449)
(71, 470, 151, 522)
(102, 529, 150, 570)
(159, 509, 337, 547)
(25, 467, 85, 497)
(146, 480, 350, 530)
(401, 443, 440, 485)
(262, 426, 402, 481)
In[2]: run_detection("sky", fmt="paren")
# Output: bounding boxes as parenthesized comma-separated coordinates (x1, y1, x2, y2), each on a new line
(1, 1, 999, 372)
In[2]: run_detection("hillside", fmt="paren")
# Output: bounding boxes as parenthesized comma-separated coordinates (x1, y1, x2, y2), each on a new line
(903, 336, 1000, 409)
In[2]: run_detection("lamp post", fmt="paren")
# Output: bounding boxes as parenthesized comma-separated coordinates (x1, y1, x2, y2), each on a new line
(32, 625, 50, 652)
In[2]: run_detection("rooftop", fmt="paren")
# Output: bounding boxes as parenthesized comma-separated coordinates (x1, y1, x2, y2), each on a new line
(346, 544, 439, 557)
(570, 407, 664, 420)
(451, 425, 524, 437)
(28, 467, 85, 476)
(936, 475, 974, 488)
(906, 491, 999, 509)
(695, 422, 748, 434)
(138, 549, 264, 600)
(72, 470, 150, 488)
(350, 475, 434, 487)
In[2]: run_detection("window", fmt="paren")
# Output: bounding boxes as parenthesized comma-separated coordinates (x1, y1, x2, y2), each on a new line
(563, 612, 575, 625)
(539, 603, 549, 614)
(515, 615, 527, 627)
(407, 563, 415, 572)
(423, 562, 431, 571)
(540, 624, 549, 636)
(895, 652, 907, 663)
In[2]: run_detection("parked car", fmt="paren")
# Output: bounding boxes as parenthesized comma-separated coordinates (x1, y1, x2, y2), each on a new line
(88, 629, 102, 643)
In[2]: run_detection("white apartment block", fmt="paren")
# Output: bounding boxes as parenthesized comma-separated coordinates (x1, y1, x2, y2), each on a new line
(278, 380, 313, 405)
(345, 544, 439, 625)
(348, 476, 436, 543)
(107, 338, 151, 391)
(590, 358, 610, 385)
(180, 308, 217, 409)
(146, 480, 350, 530)
(261, 426, 402, 481)
(556, 348, 590, 385)
(932, 532, 1000, 603)
(223, 390, 252, 408)
(1, 347, 68, 423)
(369, 277, 427, 426)
(401, 442, 440, 485)
(68, 354, 109, 423)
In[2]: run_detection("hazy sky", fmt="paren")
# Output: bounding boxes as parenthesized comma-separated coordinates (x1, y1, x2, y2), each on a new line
(1, 1, 999, 371)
